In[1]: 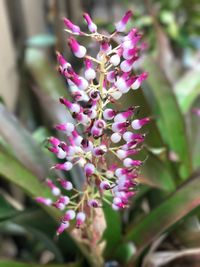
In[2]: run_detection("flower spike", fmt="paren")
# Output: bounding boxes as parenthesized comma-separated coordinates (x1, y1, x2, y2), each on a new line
(37, 10, 149, 235)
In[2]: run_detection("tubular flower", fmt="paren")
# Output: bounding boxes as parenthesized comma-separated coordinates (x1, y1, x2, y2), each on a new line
(36, 10, 150, 235)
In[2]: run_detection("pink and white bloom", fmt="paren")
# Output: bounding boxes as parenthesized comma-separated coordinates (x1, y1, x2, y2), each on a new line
(35, 197, 52, 206)
(84, 58, 96, 80)
(76, 212, 86, 227)
(84, 163, 95, 176)
(100, 40, 112, 54)
(103, 108, 116, 120)
(55, 122, 74, 135)
(63, 210, 76, 221)
(114, 108, 135, 122)
(100, 181, 111, 190)
(57, 222, 69, 235)
(83, 13, 97, 33)
(53, 162, 73, 171)
(120, 56, 139, 72)
(57, 178, 73, 191)
(46, 179, 61, 196)
(131, 72, 148, 90)
(131, 117, 150, 130)
(59, 97, 81, 113)
(123, 158, 143, 167)
(63, 18, 81, 35)
(68, 37, 87, 58)
(107, 70, 116, 83)
(115, 10, 133, 32)
(88, 199, 99, 208)
(111, 132, 122, 143)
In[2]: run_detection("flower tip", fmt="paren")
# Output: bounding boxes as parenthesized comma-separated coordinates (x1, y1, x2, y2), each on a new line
(55, 50, 61, 57)
(63, 17, 68, 23)
(142, 72, 148, 80)
(83, 12, 88, 17)
(126, 10, 133, 17)
(59, 97, 65, 104)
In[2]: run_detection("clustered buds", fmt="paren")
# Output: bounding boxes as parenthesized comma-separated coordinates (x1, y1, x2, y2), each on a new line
(36, 10, 150, 235)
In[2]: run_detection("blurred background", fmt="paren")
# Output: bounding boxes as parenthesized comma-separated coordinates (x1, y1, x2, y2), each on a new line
(0, 0, 200, 267)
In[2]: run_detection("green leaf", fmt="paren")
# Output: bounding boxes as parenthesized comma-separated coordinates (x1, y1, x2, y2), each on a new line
(25, 48, 67, 102)
(0, 207, 77, 262)
(0, 220, 64, 262)
(0, 150, 51, 198)
(143, 57, 192, 179)
(0, 104, 51, 180)
(0, 260, 80, 267)
(187, 105, 200, 171)
(103, 201, 122, 257)
(141, 153, 175, 192)
(0, 195, 18, 221)
(124, 170, 200, 256)
(25, 48, 68, 124)
(174, 68, 200, 113)
(114, 242, 136, 264)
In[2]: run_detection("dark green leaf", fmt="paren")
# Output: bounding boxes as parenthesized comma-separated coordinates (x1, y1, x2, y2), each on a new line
(125, 170, 200, 257)
(0, 150, 51, 198)
(187, 103, 200, 171)
(0, 260, 80, 267)
(0, 104, 51, 180)
(143, 57, 192, 179)
(103, 201, 122, 257)
(0, 195, 18, 221)
(141, 153, 175, 192)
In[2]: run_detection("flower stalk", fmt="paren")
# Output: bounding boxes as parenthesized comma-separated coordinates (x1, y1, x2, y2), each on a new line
(36, 10, 149, 246)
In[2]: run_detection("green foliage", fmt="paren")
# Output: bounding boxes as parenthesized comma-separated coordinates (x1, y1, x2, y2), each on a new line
(125, 171, 200, 251)
(0, 261, 79, 267)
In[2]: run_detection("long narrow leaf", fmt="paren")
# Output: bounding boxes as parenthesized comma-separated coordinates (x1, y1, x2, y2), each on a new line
(0, 260, 79, 267)
(125, 170, 200, 257)
(0, 104, 51, 180)
(143, 57, 192, 179)
(174, 68, 200, 113)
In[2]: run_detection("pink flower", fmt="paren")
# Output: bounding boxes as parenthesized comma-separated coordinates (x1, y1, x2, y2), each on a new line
(63, 18, 81, 35)
(83, 13, 97, 33)
(57, 221, 69, 236)
(84, 58, 96, 80)
(115, 10, 133, 32)
(37, 10, 150, 235)
(76, 212, 86, 227)
(68, 37, 87, 58)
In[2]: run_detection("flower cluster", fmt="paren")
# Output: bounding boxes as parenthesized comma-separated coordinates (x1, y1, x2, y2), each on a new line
(36, 10, 149, 235)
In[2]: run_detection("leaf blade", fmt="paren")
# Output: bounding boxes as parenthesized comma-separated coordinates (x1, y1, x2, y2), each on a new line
(143, 57, 192, 179)
(0, 260, 80, 267)
(125, 170, 200, 255)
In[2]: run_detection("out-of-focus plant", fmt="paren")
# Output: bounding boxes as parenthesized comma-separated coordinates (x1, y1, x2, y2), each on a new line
(0, 3, 200, 267)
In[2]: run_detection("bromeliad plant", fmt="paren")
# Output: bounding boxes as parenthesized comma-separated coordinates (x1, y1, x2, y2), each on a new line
(1, 5, 200, 267)
(36, 10, 150, 235)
